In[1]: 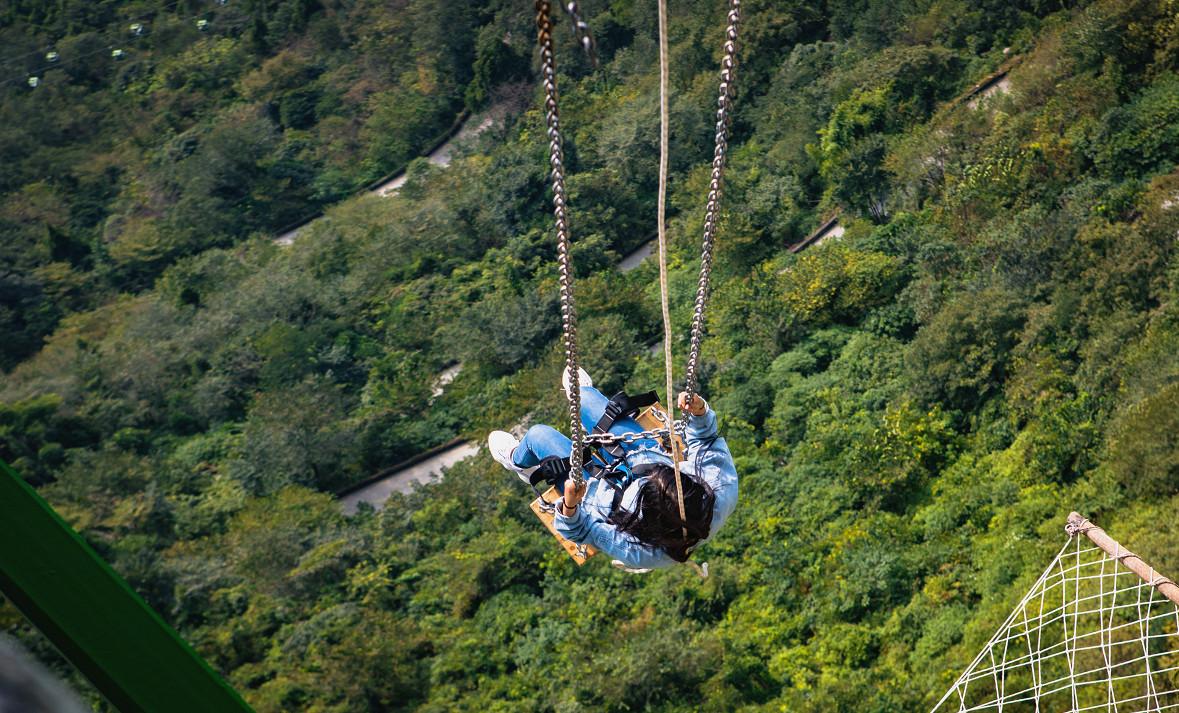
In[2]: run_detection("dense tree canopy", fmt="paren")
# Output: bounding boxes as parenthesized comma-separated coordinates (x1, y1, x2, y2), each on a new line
(5, 0, 1179, 710)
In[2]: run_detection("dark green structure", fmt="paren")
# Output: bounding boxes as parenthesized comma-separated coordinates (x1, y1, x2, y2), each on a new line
(0, 459, 254, 713)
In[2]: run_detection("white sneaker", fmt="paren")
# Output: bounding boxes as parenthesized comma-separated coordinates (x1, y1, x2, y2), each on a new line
(488, 431, 535, 484)
(562, 366, 593, 399)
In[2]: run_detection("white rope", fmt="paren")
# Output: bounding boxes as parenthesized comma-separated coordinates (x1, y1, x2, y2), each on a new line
(654, 0, 689, 543)
(933, 520, 1179, 712)
(1064, 545, 1082, 712)
(959, 616, 1179, 684)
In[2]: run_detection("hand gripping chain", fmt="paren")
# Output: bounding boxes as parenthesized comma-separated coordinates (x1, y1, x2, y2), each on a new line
(536, 0, 740, 482)
(536, 0, 587, 484)
(681, 0, 740, 423)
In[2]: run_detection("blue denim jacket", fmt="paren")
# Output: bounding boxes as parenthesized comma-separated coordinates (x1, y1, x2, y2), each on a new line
(553, 408, 738, 569)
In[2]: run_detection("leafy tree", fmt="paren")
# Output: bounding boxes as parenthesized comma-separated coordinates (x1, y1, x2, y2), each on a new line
(7, 2, 1179, 711)
(231, 376, 360, 494)
(906, 287, 1027, 412)
(1091, 73, 1179, 178)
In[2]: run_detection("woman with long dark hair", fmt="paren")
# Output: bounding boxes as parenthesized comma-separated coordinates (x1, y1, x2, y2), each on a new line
(488, 369, 739, 570)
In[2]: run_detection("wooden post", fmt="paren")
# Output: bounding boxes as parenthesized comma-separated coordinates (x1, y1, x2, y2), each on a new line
(1067, 512, 1179, 607)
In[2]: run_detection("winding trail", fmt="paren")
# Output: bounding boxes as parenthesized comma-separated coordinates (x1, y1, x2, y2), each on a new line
(339, 441, 480, 514)
(371, 116, 496, 197)
(275, 112, 498, 246)
(618, 238, 656, 272)
(339, 239, 666, 513)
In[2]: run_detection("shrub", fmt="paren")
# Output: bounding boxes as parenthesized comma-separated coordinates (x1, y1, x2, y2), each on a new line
(906, 287, 1027, 412)
(1091, 73, 1179, 179)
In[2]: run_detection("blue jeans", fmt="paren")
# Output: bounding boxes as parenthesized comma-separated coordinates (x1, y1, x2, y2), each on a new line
(512, 386, 668, 492)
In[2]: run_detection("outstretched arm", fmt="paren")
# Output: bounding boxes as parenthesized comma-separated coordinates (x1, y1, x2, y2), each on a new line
(553, 504, 677, 569)
(677, 392, 739, 531)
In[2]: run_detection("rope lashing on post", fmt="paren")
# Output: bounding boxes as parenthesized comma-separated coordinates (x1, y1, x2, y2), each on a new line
(1064, 512, 1179, 604)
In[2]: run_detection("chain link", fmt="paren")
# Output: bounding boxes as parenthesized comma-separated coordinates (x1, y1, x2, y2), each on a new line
(536, 0, 586, 485)
(537, 0, 740, 476)
(582, 407, 684, 446)
(559, 0, 598, 67)
(682, 0, 740, 421)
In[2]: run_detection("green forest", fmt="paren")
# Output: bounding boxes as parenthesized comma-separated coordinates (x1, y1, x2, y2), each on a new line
(3, 0, 1179, 709)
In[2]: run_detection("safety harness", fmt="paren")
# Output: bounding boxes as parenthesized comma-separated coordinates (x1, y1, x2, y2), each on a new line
(528, 390, 661, 512)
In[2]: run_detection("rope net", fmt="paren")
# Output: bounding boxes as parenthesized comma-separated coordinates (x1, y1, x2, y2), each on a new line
(933, 518, 1179, 712)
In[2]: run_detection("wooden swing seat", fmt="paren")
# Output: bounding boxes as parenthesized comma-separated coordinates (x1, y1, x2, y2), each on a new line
(530, 402, 685, 565)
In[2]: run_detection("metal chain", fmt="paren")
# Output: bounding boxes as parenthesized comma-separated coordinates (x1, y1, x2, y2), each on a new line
(585, 428, 667, 445)
(559, 0, 598, 67)
(584, 424, 685, 446)
(584, 407, 686, 446)
(536, 0, 586, 485)
(537, 0, 740, 475)
(681, 0, 740, 420)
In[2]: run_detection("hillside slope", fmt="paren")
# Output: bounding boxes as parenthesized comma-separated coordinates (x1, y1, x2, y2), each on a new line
(4, 0, 1179, 711)
(0, 0, 522, 368)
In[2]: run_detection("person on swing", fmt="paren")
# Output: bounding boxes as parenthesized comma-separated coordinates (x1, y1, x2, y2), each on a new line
(487, 368, 738, 570)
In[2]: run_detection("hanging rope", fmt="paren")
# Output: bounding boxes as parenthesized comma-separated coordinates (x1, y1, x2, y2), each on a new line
(660, 0, 740, 544)
(654, 0, 689, 541)
(535, 0, 741, 496)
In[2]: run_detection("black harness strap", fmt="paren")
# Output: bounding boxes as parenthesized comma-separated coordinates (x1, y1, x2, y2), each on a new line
(591, 390, 658, 465)
(529, 455, 571, 490)
(592, 390, 659, 433)
(532, 391, 665, 509)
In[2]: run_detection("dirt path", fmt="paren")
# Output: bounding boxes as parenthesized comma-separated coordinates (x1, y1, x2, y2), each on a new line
(618, 238, 656, 272)
(369, 116, 496, 197)
(339, 441, 480, 514)
(275, 113, 498, 246)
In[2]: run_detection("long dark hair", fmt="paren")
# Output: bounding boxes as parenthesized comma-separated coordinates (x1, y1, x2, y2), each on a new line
(608, 464, 716, 562)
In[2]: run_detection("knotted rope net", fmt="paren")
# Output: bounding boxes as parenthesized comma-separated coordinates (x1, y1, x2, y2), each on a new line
(932, 513, 1179, 712)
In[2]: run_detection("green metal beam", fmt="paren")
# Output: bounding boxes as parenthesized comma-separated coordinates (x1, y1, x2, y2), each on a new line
(0, 459, 254, 713)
